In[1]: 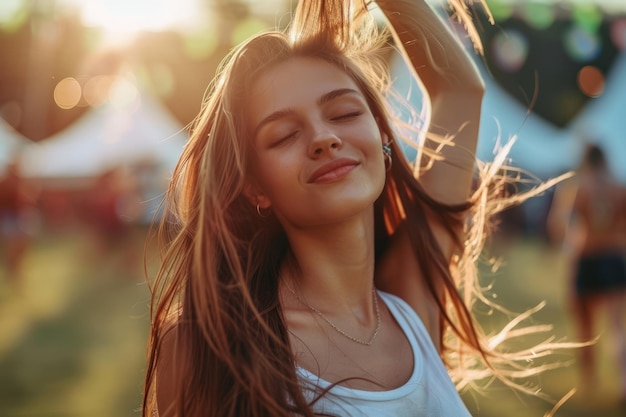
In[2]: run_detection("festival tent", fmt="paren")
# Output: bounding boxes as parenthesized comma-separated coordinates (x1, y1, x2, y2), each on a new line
(390, 50, 626, 183)
(20, 87, 187, 181)
(477, 50, 626, 183)
(389, 48, 626, 236)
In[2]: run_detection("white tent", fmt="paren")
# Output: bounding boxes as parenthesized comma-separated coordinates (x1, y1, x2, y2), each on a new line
(390, 50, 626, 183)
(20, 85, 187, 180)
(477, 50, 626, 182)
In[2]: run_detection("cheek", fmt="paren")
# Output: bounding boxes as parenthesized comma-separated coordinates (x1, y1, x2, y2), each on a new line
(253, 153, 301, 198)
(357, 127, 384, 164)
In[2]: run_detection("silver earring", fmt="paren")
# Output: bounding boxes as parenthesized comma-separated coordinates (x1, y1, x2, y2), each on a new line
(382, 141, 393, 171)
(256, 203, 271, 218)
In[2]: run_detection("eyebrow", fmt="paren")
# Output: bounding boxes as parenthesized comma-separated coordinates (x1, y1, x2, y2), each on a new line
(253, 88, 362, 137)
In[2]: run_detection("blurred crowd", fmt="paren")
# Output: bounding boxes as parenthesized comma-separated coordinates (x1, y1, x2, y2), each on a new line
(0, 153, 167, 285)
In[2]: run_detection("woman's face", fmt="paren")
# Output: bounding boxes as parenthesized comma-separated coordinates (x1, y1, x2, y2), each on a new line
(246, 56, 387, 229)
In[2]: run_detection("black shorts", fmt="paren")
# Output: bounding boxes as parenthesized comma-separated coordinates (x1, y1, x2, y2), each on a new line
(575, 253, 626, 296)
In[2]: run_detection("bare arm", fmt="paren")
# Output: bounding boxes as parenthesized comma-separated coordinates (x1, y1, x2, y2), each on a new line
(376, 0, 485, 206)
(373, 1, 486, 344)
(546, 177, 579, 246)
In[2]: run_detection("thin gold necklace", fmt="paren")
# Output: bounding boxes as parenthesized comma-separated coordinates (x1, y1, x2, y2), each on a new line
(284, 281, 381, 346)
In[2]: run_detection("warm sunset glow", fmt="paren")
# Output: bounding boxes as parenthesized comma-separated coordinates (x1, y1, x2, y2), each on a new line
(57, 0, 205, 43)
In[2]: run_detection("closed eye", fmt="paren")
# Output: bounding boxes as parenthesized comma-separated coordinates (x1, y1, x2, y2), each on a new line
(331, 111, 362, 121)
(271, 130, 299, 147)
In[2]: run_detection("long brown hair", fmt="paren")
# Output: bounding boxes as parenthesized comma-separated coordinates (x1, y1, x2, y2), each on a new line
(143, 1, 567, 416)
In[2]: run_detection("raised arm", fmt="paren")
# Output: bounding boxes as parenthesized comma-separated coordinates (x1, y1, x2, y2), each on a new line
(376, 0, 486, 205)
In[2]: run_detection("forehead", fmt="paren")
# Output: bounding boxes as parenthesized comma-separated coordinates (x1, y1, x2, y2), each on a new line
(247, 57, 362, 118)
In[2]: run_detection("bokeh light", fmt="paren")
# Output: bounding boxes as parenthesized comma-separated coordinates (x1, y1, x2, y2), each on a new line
(491, 29, 529, 72)
(83, 75, 115, 107)
(572, 3, 603, 33)
(523, 2, 556, 30)
(54, 77, 82, 109)
(53, 75, 142, 110)
(577, 65, 605, 97)
(564, 25, 602, 62)
(486, 0, 514, 22)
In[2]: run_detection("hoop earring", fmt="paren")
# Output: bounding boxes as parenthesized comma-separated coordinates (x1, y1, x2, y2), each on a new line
(382, 141, 393, 172)
(256, 203, 271, 218)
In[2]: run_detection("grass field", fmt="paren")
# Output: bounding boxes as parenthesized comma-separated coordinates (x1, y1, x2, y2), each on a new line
(0, 228, 624, 416)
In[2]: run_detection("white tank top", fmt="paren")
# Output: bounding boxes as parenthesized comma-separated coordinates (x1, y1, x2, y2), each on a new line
(297, 291, 472, 417)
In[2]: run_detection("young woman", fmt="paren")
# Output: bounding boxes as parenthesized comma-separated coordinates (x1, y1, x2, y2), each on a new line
(143, 1, 564, 416)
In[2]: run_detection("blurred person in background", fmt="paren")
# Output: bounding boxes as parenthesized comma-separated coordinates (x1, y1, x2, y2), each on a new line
(85, 169, 131, 255)
(548, 143, 626, 401)
(0, 153, 38, 286)
(85, 167, 145, 273)
(143, 1, 574, 416)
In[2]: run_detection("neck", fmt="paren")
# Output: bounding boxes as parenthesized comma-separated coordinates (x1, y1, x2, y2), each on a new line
(281, 209, 376, 308)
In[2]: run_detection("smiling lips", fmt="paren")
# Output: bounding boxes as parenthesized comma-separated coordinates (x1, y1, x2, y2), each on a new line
(308, 158, 359, 183)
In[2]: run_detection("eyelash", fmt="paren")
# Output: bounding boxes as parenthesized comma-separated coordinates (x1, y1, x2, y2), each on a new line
(272, 131, 299, 147)
(270, 111, 362, 146)
(332, 111, 362, 121)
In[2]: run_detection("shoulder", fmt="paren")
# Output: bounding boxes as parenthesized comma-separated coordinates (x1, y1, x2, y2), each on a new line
(375, 225, 442, 350)
(378, 291, 429, 335)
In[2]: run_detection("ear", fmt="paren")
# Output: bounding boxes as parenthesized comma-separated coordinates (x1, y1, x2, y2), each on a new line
(242, 181, 272, 209)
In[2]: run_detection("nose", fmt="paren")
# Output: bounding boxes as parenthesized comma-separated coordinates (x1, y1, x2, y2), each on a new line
(307, 128, 342, 158)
